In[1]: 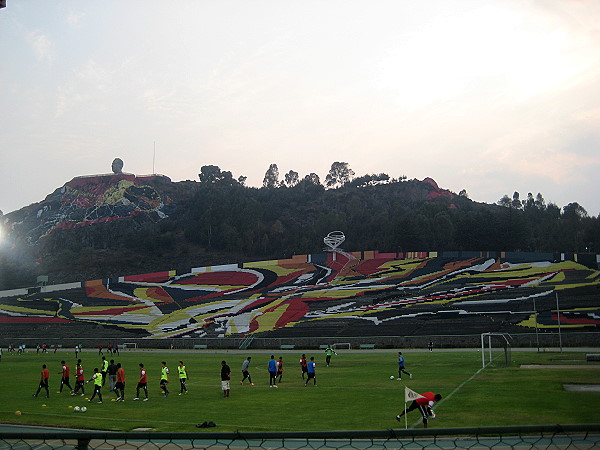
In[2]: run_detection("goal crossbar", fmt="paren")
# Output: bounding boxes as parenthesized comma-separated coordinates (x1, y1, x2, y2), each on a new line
(481, 332, 512, 368)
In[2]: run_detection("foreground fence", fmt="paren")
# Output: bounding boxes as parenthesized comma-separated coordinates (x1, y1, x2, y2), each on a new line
(1, 425, 600, 449)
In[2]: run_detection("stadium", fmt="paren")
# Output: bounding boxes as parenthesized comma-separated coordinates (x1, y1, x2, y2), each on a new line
(1, 0, 600, 445)
(1, 245, 599, 448)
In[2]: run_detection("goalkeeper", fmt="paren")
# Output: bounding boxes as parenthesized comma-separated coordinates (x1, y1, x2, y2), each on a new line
(396, 392, 442, 428)
(324, 345, 337, 367)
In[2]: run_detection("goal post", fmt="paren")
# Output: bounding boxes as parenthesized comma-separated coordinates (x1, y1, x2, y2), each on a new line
(481, 332, 512, 368)
(123, 342, 137, 351)
(333, 343, 351, 350)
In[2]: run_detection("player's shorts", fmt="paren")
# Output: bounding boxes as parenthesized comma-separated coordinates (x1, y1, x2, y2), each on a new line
(307, 372, 315, 380)
(160, 379, 168, 386)
(301, 366, 308, 373)
(115, 382, 125, 390)
(407, 401, 428, 421)
(221, 380, 230, 390)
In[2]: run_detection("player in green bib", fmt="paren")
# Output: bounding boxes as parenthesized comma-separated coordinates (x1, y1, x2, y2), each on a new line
(177, 361, 188, 395)
(160, 361, 170, 397)
(324, 345, 337, 367)
(87, 368, 103, 403)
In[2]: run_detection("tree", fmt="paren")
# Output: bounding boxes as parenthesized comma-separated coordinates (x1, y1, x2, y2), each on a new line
(524, 193, 536, 210)
(263, 164, 280, 189)
(284, 170, 299, 187)
(301, 173, 321, 186)
(498, 195, 511, 208)
(534, 193, 546, 210)
(563, 202, 588, 220)
(325, 162, 355, 188)
(347, 173, 390, 188)
(511, 192, 523, 210)
(198, 165, 239, 186)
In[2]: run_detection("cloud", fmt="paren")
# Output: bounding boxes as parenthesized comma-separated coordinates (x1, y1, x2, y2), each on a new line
(65, 11, 85, 28)
(25, 30, 54, 62)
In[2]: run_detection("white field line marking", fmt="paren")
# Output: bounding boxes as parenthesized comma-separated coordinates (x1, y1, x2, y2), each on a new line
(408, 364, 487, 429)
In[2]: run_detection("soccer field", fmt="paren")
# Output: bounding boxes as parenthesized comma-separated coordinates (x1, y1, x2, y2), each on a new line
(0, 349, 598, 432)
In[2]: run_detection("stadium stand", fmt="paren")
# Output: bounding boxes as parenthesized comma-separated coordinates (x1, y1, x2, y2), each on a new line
(0, 252, 598, 347)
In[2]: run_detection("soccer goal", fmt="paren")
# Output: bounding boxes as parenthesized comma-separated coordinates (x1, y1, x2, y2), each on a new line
(333, 343, 351, 350)
(123, 343, 137, 351)
(481, 332, 512, 368)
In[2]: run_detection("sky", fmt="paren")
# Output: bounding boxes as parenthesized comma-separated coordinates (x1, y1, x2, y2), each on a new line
(1, 0, 599, 217)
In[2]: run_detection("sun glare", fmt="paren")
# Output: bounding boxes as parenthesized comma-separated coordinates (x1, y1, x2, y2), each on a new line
(371, 4, 580, 106)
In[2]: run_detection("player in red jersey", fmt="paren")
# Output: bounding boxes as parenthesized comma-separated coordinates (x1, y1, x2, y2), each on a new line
(133, 363, 149, 401)
(73, 361, 85, 396)
(114, 363, 126, 401)
(276, 357, 284, 383)
(33, 364, 50, 398)
(300, 354, 308, 380)
(58, 360, 73, 393)
(396, 392, 442, 428)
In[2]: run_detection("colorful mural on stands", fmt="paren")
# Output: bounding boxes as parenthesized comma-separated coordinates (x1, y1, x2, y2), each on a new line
(1, 251, 598, 339)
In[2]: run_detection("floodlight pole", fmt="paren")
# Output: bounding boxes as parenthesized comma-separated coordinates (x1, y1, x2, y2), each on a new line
(556, 291, 563, 353)
(532, 297, 540, 352)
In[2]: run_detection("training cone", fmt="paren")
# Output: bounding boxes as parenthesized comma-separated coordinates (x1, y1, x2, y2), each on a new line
(15, 411, 22, 416)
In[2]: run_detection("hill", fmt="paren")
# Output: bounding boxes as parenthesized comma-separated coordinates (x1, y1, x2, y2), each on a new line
(0, 167, 598, 290)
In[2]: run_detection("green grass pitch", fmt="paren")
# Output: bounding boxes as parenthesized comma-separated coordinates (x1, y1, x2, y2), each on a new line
(0, 349, 598, 432)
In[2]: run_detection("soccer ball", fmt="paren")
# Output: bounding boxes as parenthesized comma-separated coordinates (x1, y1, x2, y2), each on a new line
(390, 375, 395, 380)
(73, 406, 80, 413)
(80, 406, 87, 413)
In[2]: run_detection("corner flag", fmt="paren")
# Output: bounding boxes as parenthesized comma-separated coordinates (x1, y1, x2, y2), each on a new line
(405, 386, 425, 403)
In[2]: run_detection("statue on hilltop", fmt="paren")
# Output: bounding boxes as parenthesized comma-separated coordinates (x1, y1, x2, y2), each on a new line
(111, 158, 124, 174)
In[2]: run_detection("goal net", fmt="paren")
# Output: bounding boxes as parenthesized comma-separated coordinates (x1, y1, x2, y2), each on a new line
(481, 333, 512, 368)
(123, 343, 138, 351)
(333, 343, 351, 350)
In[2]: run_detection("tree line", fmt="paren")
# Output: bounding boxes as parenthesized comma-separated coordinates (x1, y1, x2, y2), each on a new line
(176, 162, 599, 257)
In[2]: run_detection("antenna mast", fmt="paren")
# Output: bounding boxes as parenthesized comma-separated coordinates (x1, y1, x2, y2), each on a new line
(153, 141, 156, 174)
